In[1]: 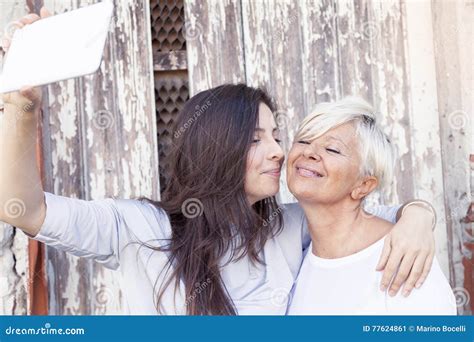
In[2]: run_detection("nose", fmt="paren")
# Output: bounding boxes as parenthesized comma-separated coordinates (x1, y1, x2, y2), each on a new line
(269, 139, 285, 162)
(303, 144, 322, 161)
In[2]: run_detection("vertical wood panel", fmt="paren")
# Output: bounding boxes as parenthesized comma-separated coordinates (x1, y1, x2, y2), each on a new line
(402, 0, 449, 275)
(184, 0, 246, 95)
(335, 0, 373, 100)
(299, 0, 339, 105)
(40, 0, 158, 314)
(431, 0, 472, 314)
(368, 0, 414, 204)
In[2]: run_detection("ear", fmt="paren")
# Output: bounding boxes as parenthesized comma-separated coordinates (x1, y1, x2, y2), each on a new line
(350, 176, 379, 200)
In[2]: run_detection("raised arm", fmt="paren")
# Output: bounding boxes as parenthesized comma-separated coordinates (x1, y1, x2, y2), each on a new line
(0, 10, 52, 235)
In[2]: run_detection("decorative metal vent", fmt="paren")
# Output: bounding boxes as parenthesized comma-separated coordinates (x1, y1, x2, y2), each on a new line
(151, 0, 189, 194)
(150, 0, 186, 53)
(154, 75, 189, 192)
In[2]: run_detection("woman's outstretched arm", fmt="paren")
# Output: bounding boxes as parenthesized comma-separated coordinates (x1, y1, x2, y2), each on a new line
(0, 10, 51, 235)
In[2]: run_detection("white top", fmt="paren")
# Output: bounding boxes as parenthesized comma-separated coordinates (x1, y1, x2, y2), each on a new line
(32, 192, 399, 315)
(287, 236, 457, 315)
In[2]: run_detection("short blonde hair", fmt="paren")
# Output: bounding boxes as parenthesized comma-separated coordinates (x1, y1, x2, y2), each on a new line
(295, 97, 395, 191)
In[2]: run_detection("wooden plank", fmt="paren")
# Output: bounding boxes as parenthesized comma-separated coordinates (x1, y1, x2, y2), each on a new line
(299, 0, 339, 105)
(431, 0, 473, 314)
(335, 0, 373, 100)
(0, 223, 29, 315)
(38, 0, 93, 315)
(0, 0, 32, 315)
(366, 0, 415, 205)
(40, 0, 158, 314)
(184, 0, 246, 95)
(154, 50, 187, 71)
(402, 0, 449, 276)
(86, 0, 158, 315)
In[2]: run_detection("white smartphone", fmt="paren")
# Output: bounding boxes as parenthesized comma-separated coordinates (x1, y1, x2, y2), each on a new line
(0, 1, 114, 94)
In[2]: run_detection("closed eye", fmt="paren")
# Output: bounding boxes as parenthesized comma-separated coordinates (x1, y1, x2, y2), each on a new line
(326, 148, 340, 154)
(297, 140, 310, 145)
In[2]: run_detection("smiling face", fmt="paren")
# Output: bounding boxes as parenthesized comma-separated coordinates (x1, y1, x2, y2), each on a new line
(245, 103, 285, 205)
(287, 122, 371, 204)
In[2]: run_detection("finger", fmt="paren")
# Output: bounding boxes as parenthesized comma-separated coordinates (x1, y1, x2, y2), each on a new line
(18, 86, 42, 112)
(415, 251, 434, 289)
(19, 86, 37, 101)
(3, 21, 24, 51)
(40, 7, 53, 19)
(19, 13, 40, 25)
(400, 254, 425, 297)
(379, 248, 403, 291)
(388, 252, 417, 296)
(9, 21, 25, 29)
(5, 21, 25, 39)
(376, 235, 392, 271)
(2, 38, 11, 51)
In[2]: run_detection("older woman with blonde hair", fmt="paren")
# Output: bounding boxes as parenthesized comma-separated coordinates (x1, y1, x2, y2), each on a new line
(287, 97, 456, 315)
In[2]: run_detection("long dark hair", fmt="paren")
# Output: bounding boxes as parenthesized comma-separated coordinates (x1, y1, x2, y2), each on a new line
(142, 84, 283, 315)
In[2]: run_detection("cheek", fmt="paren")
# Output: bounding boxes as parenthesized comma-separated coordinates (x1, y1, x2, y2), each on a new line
(287, 147, 297, 163)
(326, 158, 359, 191)
(245, 147, 262, 189)
(246, 146, 261, 175)
(286, 147, 299, 170)
(286, 147, 301, 180)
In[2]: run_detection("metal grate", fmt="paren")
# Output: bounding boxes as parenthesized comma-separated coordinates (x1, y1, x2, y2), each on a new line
(154, 75, 189, 192)
(150, 0, 189, 194)
(150, 0, 186, 53)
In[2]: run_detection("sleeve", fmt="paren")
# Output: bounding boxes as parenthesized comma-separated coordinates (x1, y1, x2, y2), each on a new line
(365, 205, 401, 223)
(30, 192, 123, 270)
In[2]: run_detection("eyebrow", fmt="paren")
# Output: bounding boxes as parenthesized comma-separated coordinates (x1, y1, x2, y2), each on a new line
(255, 127, 279, 133)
